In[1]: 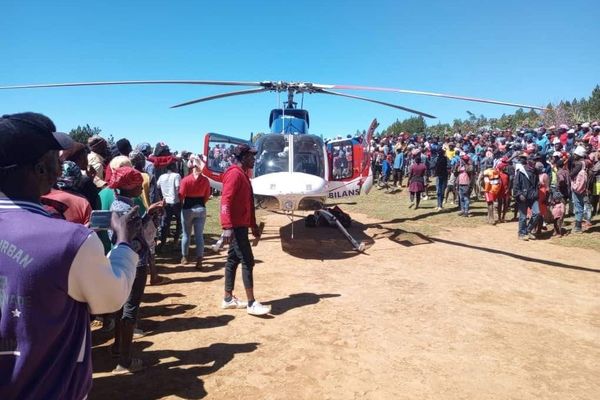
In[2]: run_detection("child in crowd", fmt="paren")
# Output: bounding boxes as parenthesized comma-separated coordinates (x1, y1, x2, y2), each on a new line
(550, 190, 566, 237)
(108, 166, 164, 374)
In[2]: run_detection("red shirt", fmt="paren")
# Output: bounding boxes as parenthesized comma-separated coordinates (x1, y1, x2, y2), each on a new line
(178, 172, 211, 203)
(42, 188, 92, 225)
(220, 164, 256, 229)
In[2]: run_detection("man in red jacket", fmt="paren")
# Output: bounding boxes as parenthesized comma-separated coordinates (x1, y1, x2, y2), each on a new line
(220, 144, 271, 316)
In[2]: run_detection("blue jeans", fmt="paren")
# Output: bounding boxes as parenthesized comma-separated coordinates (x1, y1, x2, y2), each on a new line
(517, 199, 539, 236)
(181, 206, 207, 258)
(571, 191, 584, 223)
(436, 176, 447, 208)
(458, 185, 470, 214)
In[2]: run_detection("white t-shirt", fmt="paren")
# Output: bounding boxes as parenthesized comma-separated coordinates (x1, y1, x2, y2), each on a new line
(157, 172, 181, 204)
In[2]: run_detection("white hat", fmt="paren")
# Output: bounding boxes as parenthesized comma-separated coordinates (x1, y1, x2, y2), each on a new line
(552, 137, 561, 144)
(552, 151, 562, 158)
(567, 129, 575, 134)
(574, 146, 587, 157)
(582, 122, 590, 129)
(559, 124, 569, 130)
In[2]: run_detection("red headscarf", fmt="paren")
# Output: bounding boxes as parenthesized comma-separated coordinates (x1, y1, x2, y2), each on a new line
(108, 166, 143, 190)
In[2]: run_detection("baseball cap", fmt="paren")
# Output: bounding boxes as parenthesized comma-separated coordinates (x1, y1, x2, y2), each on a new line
(233, 143, 258, 158)
(0, 112, 73, 168)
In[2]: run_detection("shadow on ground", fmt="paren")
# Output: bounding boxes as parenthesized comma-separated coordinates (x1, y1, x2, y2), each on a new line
(279, 219, 375, 260)
(90, 341, 259, 400)
(266, 292, 341, 315)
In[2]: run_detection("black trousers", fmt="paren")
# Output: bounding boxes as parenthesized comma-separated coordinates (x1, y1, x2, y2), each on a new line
(224, 227, 255, 292)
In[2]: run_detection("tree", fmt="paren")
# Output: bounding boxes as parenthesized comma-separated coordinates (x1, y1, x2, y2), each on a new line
(252, 132, 266, 143)
(69, 124, 102, 144)
(373, 84, 600, 136)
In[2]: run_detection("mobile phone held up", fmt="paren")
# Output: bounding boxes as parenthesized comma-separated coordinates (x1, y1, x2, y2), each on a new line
(89, 210, 124, 230)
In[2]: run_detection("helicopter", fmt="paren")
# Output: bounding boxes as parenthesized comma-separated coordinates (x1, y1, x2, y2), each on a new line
(0, 79, 544, 249)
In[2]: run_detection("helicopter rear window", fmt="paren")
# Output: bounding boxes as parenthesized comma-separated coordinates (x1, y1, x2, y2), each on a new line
(254, 135, 290, 177)
(292, 135, 325, 178)
(206, 142, 237, 173)
(329, 140, 353, 180)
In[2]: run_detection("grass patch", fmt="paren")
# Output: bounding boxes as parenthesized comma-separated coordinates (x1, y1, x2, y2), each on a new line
(204, 186, 599, 251)
(327, 185, 600, 251)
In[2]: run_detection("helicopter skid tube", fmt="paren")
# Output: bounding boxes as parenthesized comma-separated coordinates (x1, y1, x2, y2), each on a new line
(313, 209, 365, 252)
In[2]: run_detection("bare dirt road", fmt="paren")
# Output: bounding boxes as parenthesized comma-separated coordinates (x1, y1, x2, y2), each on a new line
(90, 211, 600, 400)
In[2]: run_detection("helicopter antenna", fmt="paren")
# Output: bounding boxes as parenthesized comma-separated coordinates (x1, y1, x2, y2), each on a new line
(281, 90, 285, 134)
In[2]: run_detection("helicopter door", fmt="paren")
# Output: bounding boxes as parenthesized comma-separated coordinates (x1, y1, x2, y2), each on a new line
(202, 132, 251, 190)
(326, 119, 378, 199)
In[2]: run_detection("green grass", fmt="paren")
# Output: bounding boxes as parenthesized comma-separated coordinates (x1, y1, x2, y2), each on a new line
(327, 185, 600, 251)
(204, 187, 599, 251)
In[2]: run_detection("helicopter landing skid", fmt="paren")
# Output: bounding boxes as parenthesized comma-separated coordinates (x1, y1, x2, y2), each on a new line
(309, 209, 366, 252)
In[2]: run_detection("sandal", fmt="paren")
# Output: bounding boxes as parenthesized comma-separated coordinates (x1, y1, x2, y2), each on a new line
(111, 358, 144, 375)
(150, 276, 171, 286)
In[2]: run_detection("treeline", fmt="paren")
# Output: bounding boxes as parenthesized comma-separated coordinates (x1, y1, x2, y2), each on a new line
(376, 85, 600, 137)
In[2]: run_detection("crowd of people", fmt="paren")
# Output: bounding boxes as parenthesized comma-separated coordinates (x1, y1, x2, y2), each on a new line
(0, 112, 268, 399)
(370, 122, 600, 239)
(2, 110, 599, 398)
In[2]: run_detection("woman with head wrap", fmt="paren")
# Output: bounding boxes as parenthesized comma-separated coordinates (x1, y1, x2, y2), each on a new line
(97, 159, 148, 254)
(108, 166, 163, 374)
(104, 155, 132, 184)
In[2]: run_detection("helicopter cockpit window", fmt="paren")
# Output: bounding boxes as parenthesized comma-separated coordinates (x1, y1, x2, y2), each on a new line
(292, 135, 325, 178)
(206, 141, 237, 173)
(254, 135, 290, 177)
(329, 140, 353, 180)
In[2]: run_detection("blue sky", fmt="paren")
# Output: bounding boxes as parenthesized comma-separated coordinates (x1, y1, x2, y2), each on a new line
(1, 0, 599, 151)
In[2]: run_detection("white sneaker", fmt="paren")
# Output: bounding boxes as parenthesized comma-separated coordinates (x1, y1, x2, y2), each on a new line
(221, 296, 248, 309)
(247, 301, 271, 316)
(133, 327, 146, 339)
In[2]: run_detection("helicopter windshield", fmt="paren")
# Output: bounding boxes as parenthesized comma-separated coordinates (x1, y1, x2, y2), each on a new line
(292, 135, 325, 178)
(254, 134, 290, 177)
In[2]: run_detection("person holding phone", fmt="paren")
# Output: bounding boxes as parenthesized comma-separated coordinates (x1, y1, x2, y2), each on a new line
(0, 113, 140, 400)
(106, 166, 164, 374)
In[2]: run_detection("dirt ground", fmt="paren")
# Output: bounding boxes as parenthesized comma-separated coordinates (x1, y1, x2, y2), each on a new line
(90, 211, 600, 400)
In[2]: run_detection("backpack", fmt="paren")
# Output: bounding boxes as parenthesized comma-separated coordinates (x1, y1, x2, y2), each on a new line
(571, 163, 587, 194)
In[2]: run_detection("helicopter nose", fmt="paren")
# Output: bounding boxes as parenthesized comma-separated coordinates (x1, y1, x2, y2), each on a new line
(252, 172, 327, 196)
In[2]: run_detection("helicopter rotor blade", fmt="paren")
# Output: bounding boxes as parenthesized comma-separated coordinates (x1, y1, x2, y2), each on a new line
(314, 84, 546, 110)
(170, 87, 270, 108)
(318, 89, 436, 119)
(0, 80, 265, 90)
